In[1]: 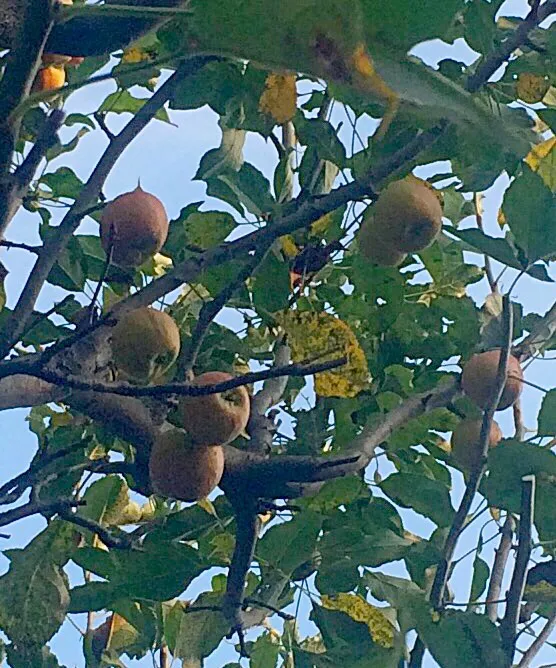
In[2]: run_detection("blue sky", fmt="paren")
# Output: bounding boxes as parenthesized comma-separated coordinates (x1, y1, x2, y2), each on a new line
(1, 0, 555, 665)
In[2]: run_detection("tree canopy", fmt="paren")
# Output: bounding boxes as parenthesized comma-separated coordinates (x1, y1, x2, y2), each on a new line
(0, 1, 555, 667)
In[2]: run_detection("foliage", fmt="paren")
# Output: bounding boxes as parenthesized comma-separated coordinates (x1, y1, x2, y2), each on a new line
(0, 1, 555, 667)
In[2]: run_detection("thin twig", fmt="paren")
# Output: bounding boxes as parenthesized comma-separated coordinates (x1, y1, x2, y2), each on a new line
(466, 0, 556, 92)
(474, 193, 497, 293)
(486, 514, 515, 622)
(517, 610, 556, 668)
(0, 240, 41, 254)
(501, 474, 536, 666)
(183, 253, 263, 373)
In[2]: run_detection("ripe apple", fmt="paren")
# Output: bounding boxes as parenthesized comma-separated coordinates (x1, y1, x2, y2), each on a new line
(111, 307, 180, 383)
(100, 186, 168, 268)
(177, 371, 250, 446)
(451, 417, 503, 472)
(149, 428, 225, 502)
(462, 349, 523, 411)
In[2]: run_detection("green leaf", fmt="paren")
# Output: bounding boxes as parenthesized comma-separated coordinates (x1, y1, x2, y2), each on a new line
(170, 60, 244, 114)
(0, 522, 74, 647)
(470, 555, 490, 604)
(295, 117, 347, 168)
(183, 210, 236, 249)
(538, 389, 556, 436)
(99, 90, 170, 123)
(217, 163, 275, 217)
(502, 165, 556, 263)
(40, 167, 84, 200)
(257, 510, 323, 577)
(249, 632, 280, 668)
(417, 610, 506, 668)
(449, 227, 554, 282)
(252, 247, 291, 315)
(164, 594, 228, 663)
(380, 472, 454, 527)
(80, 475, 129, 526)
(484, 440, 556, 543)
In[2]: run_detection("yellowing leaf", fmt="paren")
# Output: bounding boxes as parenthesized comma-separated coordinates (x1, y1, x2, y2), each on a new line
(280, 235, 300, 258)
(197, 497, 217, 516)
(277, 310, 369, 397)
(516, 73, 550, 104)
(121, 47, 150, 64)
(524, 136, 556, 192)
(259, 73, 297, 124)
(310, 212, 334, 237)
(321, 593, 395, 648)
(497, 209, 507, 228)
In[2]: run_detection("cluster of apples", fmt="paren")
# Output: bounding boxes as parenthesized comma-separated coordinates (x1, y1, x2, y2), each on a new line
(451, 350, 523, 472)
(99, 186, 250, 502)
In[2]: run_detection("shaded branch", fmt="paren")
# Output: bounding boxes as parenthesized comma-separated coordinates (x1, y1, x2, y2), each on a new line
(0, 0, 54, 233)
(222, 503, 261, 657)
(501, 474, 536, 666)
(0, 498, 83, 529)
(247, 340, 291, 454)
(59, 508, 133, 550)
(15, 356, 348, 396)
(466, 0, 556, 93)
(486, 514, 515, 622)
(0, 57, 211, 359)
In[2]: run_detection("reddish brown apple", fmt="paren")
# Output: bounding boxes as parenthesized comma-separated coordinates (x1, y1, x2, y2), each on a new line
(177, 371, 250, 446)
(149, 428, 225, 502)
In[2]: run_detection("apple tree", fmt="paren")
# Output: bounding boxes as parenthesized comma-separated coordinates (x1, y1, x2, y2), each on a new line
(0, 1, 555, 667)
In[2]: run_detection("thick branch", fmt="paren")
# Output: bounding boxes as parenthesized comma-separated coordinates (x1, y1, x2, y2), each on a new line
(466, 0, 556, 93)
(222, 502, 260, 652)
(501, 475, 536, 666)
(0, 498, 82, 529)
(0, 57, 210, 359)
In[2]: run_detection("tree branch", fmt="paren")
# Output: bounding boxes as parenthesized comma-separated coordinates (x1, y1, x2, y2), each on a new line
(411, 295, 514, 666)
(222, 502, 261, 657)
(13, 356, 348, 396)
(466, 0, 556, 93)
(517, 609, 556, 668)
(0, 57, 211, 359)
(0, 498, 83, 529)
(501, 474, 536, 666)
(486, 514, 515, 622)
(0, 0, 54, 233)
(59, 508, 133, 550)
